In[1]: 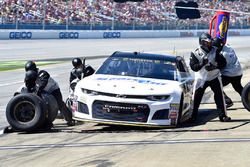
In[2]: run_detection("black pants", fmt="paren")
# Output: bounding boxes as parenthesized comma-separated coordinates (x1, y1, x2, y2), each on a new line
(51, 88, 73, 122)
(192, 77, 227, 119)
(222, 75, 243, 96)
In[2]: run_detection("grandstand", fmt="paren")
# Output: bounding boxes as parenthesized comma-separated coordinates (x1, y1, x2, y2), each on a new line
(243, 0, 250, 5)
(0, 0, 249, 30)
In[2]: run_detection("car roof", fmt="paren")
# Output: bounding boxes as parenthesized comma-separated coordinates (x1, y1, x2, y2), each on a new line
(111, 51, 178, 62)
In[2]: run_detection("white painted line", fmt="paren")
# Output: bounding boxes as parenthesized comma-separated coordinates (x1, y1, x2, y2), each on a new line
(0, 105, 6, 110)
(0, 74, 59, 87)
(1, 138, 250, 150)
(0, 81, 23, 87)
(0, 129, 4, 136)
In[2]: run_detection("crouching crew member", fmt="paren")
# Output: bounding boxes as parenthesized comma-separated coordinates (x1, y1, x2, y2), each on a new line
(25, 61, 75, 126)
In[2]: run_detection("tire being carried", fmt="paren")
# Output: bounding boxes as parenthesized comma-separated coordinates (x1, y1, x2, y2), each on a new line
(41, 93, 58, 123)
(242, 82, 250, 111)
(6, 93, 46, 132)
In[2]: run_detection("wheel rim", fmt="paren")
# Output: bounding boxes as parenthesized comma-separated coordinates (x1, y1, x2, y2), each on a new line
(13, 101, 36, 124)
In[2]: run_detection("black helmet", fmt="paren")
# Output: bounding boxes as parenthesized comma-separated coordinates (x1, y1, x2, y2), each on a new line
(25, 61, 38, 72)
(25, 70, 37, 91)
(199, 32, 212, 52)
(72, 58, 82, 68)
(213, 37, 224, 52)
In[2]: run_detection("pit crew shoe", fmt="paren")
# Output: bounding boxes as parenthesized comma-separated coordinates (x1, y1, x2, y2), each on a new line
(67, 120, 75, 126)
(57, 111, 64, 119)
(225, 97, 233, 109)
(42, 122, 54, 131)
(226, 101, 234, 109)
(3, 126, 15, 133)
(219, 116, 231, 122)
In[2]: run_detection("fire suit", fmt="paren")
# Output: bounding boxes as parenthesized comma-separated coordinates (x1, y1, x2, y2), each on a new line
(190, 46, 229, 122)
(220, 44, 243, 98)
(22, 70, 74, 125)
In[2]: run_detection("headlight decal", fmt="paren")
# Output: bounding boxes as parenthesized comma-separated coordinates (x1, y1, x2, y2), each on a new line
(146, 95, 170, 101)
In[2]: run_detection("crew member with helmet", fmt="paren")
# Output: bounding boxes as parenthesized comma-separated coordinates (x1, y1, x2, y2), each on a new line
(189, 32, 231, 122)
(213, 37, 243, 108)
(70, 58, 95, 91)
(70, 58, 84, 83)
(24, 61, 75, 127)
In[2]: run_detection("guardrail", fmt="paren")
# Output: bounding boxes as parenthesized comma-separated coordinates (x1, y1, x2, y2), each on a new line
(0, 29, 250, 40)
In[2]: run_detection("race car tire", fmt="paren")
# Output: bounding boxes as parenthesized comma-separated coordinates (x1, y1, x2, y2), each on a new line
(40, 93, 59, 123)
(6, 93, 46, 132)
(177, 94, 184, 127)
(241, 82, 250, 111)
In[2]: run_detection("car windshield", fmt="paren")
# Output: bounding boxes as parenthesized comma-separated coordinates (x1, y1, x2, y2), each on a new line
(96, 55, 178, 81)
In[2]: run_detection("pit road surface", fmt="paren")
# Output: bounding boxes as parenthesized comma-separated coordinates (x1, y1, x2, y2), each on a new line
(1, 37, 250, 167)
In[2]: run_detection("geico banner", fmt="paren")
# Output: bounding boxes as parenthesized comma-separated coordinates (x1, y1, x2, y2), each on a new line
(59, 32, 79, 39)
(103, 32, 121, 38)
(228, 31, 240, 36)
(9, 32, 32, 39)
(180, 32, 194, 37)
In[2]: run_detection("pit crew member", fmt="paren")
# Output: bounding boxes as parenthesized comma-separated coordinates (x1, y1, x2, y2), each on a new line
(25, 61, 75, 126)
(189, 32, 231, 122)
(213, 37, 243, 108)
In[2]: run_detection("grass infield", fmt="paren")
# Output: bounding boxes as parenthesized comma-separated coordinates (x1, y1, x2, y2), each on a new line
(0, 60, 62, 71)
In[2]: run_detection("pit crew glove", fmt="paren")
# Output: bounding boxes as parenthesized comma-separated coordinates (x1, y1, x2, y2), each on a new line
(202, 56, 209, 66)
(34, 84, 42, 96)
(205, 63, 217, 71)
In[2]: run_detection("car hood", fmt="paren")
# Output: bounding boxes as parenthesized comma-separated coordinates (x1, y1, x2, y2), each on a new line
(77, 74, 181, 95)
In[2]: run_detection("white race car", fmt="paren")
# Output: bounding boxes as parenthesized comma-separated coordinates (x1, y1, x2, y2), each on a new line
(72, 51, 194, 127)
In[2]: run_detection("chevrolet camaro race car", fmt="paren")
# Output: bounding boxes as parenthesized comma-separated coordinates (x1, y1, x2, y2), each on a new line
(72, 51, 194, 127)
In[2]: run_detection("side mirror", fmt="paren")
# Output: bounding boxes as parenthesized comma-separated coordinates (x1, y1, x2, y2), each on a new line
(175, 1, 201, 19)
(84, 66, 95, 77)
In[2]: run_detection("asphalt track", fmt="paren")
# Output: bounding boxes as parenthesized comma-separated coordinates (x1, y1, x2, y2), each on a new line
(1, 36, 250, 129)
(1, 37, 250, 167)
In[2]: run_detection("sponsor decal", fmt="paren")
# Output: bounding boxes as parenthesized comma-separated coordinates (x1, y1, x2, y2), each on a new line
(169, 103, 179, 112)
(180, 32, 194, 37)
(103, 32, 121, 38)
(228, 31, 240, 36)
(59, 32, 79, 39)
(170, 118, 177, 125)
(71, 95, 78, 112)
(9, 32, 32, 39)
(72, 101, 77, 112)
(217, 16, 229, 38)
(169, 104, 179, 122)
(95, 77, 166, 85)
(169, 111, 178, 119)
(104, 104, 136, 111)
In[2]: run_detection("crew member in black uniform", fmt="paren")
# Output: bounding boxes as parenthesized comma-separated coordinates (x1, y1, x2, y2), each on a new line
(189, 33, 231, 122)
(70, 58, 95, 91)
(25, 61, 75, 126)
